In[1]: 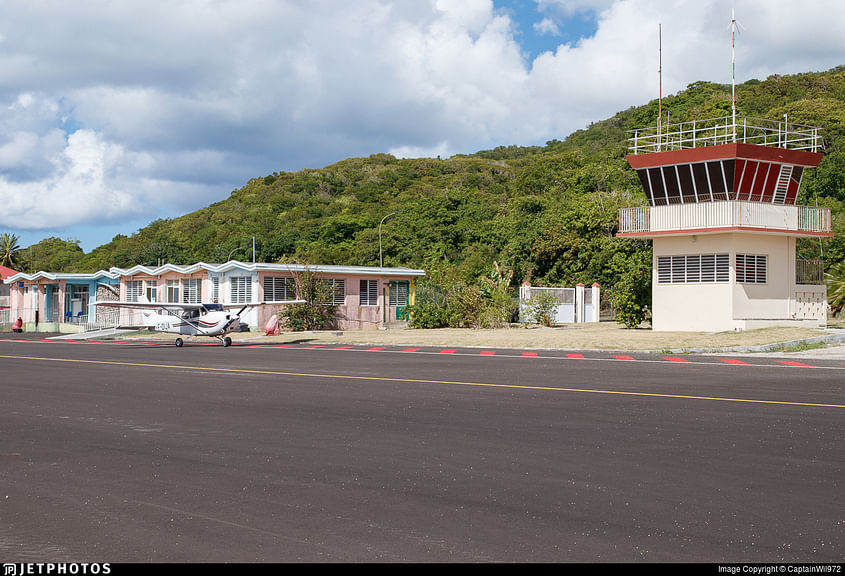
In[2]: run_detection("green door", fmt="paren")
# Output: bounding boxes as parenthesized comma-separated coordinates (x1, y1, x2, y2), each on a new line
(389, 280, 409, 320)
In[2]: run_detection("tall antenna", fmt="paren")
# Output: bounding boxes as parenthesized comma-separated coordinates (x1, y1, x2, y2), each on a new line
(658, 23, 662, 151)
(731, 9, 738, 142)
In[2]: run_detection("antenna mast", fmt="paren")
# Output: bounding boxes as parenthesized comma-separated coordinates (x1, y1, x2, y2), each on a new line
(658, 23, 662, 151)
(731, 9, 737, 142)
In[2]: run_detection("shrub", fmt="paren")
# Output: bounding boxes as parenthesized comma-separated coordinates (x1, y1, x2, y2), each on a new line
(526, 290, 559, 326)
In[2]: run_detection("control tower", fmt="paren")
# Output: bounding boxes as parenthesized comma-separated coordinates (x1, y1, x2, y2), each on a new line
(617, 116, 831, 331)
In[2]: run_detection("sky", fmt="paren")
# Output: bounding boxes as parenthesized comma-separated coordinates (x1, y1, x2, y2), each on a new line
(1, 0, 844, 254)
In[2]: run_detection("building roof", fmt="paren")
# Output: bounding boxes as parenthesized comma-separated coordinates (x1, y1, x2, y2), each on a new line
(3, 269, 120, 285)
(0, 265, 18, 279)
(4, 261, 426, 284)
(110, 260, 427, 278)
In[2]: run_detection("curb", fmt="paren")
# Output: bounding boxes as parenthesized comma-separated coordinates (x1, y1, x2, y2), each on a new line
(663, 330, 845, 355)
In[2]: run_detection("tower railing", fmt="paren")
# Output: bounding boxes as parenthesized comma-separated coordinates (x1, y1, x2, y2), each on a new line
(618, 201, 830, 234)
(629, 116, 822, 155)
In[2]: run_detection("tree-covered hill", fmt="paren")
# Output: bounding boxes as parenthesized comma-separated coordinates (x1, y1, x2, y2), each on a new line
(18, 66, 845, 297)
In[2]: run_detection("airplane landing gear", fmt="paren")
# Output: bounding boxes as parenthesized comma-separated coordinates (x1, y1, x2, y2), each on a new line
(223, 336, 232, 347)
(175, 338, 184, 347)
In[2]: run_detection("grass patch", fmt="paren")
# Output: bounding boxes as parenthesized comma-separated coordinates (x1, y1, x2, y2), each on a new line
(765, 340, 829, 354)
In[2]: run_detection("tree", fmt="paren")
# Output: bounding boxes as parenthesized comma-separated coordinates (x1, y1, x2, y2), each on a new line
(826, 260, 845, 316)
(610, 251, 652, 329)
(281, 259, 338, 331)
(0, 233, 20, 268)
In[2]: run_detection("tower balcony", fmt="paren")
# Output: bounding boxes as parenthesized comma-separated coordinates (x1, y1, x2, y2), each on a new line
(628, 115, 823, 155)
(617, 200, 831, 237)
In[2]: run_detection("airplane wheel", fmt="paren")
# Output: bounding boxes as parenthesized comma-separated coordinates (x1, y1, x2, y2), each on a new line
(223, 337, 232, 347)
(175, 338, 183, 347)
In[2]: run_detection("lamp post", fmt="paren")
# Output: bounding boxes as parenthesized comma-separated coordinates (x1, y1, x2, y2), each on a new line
(228, 243, 249, 262)
(379, 211, 400, 268)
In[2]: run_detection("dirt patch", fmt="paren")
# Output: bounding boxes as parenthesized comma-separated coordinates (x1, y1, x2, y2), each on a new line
(207, 322, 832, 352)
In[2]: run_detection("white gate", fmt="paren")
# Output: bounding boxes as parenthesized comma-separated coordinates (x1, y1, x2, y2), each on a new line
(519, 283, 601, 324)
(519, 286, 575, 324)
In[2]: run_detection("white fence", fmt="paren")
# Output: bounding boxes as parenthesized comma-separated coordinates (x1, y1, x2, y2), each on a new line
(1, 306, 117, 333)
(518, 284, 600, 324)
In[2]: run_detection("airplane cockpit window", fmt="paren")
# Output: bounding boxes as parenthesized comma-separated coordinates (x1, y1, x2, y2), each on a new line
(182, 309, 200, 319)
(203, 303, 224, 312)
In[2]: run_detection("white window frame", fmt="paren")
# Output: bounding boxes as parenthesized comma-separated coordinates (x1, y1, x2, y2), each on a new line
(657, 254, 729, 284)
(322, 279, 346, 306)
(736, 254, 767, 284)
(264, 276, 297, 301)
(211, 276, 220, 303)
(388, 281, 409, 306)
(145, 280, 157, 303)
(182, 278, 200, 303)
(126, 280, 143, 302)
(231, 276, 253, 304)
(166, 280, 180, 303)
(360, 279, 378, 306)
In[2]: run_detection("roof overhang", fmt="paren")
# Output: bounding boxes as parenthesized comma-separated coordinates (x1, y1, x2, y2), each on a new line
(627, 142, 823, 170)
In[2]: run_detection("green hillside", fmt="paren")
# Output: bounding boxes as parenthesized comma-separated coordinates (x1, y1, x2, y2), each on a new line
(18, 67, 845, 300)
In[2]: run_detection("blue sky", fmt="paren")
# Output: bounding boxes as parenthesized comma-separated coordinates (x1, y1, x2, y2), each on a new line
(1, 0, 844, 257)
(498, 0, 601, 59)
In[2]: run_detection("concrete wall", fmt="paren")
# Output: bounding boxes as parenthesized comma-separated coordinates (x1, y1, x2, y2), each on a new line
(651, 232, 826, 332)
(256, 272, 413, 330)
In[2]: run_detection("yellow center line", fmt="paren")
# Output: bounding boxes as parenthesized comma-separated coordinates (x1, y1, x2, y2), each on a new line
(2, 354, 843, 409)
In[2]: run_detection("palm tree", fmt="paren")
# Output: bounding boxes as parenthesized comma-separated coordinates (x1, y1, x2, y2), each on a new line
(0, 232, 20, 268)
(826, 261, 845, 317)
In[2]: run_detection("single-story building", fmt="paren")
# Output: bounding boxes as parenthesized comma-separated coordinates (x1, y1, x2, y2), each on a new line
(0, 265, 19, 324)
(4, 260, 426, 332)
(2, 270, 121, 332)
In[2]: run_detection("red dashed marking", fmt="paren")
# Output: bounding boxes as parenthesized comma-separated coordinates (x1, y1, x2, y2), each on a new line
(775, 360, 816, 368)
(300, 345, 325, 349)
(333, 346, 354, 350)
(664, 356, 691, 363)
(614, 355, 637, 361)
(272, 344, 296, 348)
(366, 347, 386, 351)
(401, 348, 421, 353)
(439, 349, 456, 354)
(566, 353, 584, 359)
(718, 358, 750, 365)
(479, 350, 496, 356)
(522, 352, 538, 357)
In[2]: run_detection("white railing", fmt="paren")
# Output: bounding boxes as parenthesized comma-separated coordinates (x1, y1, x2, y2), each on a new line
(629, 116, 823, 155)
(0, 306, 118, 332)
(797, 205, 831, 233)
(618, 202, 830, 234)
(618, 206, 650, 233)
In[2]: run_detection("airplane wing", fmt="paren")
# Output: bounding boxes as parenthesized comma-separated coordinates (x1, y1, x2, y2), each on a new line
(219, 300, 306, 310)
(92, 301, 206, 311)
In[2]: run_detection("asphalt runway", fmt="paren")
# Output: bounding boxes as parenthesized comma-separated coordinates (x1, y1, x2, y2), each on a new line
(1, 336, 843, 562)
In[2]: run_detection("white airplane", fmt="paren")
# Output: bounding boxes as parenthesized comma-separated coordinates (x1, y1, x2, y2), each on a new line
(92, 299, 304, 347)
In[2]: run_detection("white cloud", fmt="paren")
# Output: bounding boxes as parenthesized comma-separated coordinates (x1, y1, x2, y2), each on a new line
(0, 0, 843, 248)
(534, 17, 561, 36)
(390, 141, 453, 160)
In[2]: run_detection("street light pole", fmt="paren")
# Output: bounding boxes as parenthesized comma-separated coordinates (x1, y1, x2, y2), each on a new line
(228, 243, 249, 262)
(379, 210, 400, 268)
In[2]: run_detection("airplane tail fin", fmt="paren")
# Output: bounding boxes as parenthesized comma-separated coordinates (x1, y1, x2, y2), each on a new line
(137, 295, 155, 321)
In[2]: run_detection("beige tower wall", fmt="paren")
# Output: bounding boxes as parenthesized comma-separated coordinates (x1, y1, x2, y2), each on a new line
(651, 233, 824, 332)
